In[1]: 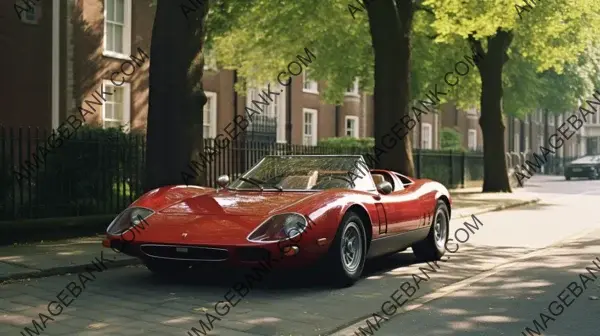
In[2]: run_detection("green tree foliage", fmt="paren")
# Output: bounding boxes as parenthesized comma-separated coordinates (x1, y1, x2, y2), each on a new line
(440, 127, 464, 151)
(422, 0, 600, 191)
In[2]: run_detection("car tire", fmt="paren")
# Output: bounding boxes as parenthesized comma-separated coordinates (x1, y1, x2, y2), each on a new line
(323, 211, 367, 288)
(412, 200, 449, 261)
(565, 176, 571, 181)
(145, 259, 190, 277)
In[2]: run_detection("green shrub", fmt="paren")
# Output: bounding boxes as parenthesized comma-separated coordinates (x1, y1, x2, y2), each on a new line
(25, 125, 145, 218)
(440, 127, 465, 151)
(318, 137, 374, 149)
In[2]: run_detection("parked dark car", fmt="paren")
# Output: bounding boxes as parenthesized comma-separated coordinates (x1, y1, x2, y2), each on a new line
(565, 155, 600, 180)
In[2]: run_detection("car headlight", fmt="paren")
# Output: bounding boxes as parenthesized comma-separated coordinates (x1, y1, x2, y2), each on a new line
(247, 213, 307, 242)
(107, 207, 154, 235)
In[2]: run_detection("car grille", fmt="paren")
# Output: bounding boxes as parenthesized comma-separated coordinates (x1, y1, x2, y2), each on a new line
(140, 244, 229, 261)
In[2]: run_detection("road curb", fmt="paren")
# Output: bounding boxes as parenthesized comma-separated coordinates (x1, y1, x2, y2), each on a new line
(0, 258, 141, 283)
(0, 199, 539, 284)
(453, 197, 540, 219)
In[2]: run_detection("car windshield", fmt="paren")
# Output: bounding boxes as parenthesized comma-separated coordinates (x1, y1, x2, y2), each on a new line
(229, 156, 376, 191)
(571, 156, 600, 164)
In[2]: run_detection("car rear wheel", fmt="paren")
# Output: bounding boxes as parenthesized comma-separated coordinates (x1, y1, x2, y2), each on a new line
(324, 211, 367, 288)
(145, 259, 190, 277)
(412, 200, 449, 261)
(565, 176, 571, 181)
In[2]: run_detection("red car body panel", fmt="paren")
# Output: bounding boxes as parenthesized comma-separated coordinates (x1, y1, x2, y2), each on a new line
(103, 169, 451, 268)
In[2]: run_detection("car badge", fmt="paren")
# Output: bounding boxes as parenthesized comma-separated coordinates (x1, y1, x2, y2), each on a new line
(181, 232, 188, 239)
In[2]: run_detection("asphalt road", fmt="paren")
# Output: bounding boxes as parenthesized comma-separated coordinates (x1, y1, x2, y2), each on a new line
(1, 175, 599, 336)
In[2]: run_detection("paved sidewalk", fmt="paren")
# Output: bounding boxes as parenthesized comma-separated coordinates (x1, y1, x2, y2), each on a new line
(0, 191, 539, 283)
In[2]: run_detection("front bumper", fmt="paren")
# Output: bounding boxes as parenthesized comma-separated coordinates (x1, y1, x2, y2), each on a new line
(565, 167, 597, 178)
(102, 237, 322, 268)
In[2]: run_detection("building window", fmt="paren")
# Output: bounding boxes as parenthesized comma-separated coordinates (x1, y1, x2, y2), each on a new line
(514, 133, 520, 152)
(468, 129, 477, 151)
(203, 92, 217, 138)
(421, 123, 432, 149)
(549, 114, 555, 126)
(303, 108, 318, 146)
(302, 71, 319, 94)
(525, 135, 530, 152)
(345, 78, 360, 97)
(345, 116, 359, 138)
(104, 0, 132, 58)
(247, 85, 286, 143)
(539, 135, 544, 148)
(102, 80, 131, 130)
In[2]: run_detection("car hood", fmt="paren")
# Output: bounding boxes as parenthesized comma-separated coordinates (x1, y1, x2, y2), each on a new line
(154, 190, 320, 217)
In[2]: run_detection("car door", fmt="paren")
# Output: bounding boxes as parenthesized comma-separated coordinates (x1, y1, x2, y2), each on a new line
(376, 172, 423, 236)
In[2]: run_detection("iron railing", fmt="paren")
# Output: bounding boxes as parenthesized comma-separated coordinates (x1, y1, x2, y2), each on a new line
(2, 125, 566, 221)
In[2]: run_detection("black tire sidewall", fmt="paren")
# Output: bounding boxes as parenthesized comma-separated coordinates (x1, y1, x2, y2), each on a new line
(328, 212, 367, 284)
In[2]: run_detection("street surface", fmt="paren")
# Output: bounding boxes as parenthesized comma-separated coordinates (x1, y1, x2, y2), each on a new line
(1, 175, 600, 336)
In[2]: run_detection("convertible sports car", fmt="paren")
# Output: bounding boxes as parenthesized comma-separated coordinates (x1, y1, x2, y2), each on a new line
(103, 155, 452, 287)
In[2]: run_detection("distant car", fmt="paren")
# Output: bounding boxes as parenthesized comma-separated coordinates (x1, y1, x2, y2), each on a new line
(102, 155, 452, 287)
(565, 155, 600, 180)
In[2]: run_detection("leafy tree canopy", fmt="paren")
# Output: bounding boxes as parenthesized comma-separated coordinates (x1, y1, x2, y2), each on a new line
(423, 0, 600, 117)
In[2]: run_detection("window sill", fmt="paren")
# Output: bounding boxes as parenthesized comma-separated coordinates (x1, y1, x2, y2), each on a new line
(302, 89, 319, 95)
(103, 50, 132, 61)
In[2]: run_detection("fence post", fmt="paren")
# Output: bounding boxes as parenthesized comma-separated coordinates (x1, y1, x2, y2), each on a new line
(448, 151, 454, 186)
(416, 149, 422, 178)
(461, 151, 466, 188)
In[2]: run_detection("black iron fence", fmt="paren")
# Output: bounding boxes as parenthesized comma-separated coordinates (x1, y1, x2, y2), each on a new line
(2, 125, 554, 221)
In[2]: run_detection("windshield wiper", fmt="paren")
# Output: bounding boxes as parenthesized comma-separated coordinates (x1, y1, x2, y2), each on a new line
(238, 177, 264, 191)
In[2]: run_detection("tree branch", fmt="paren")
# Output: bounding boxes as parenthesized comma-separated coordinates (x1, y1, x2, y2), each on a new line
(467, 32, 485, 58)
(414, 4, 434, 15)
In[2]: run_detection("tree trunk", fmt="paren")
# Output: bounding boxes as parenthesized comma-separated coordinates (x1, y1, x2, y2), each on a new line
(469, 30, 513, 192)
(144, 0, 209, 192)
(366, 0, 415, 176)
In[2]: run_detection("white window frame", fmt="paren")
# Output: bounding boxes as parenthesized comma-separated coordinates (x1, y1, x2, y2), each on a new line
(303, 108, 318, 146)
(467, 129, 477, 151)
(345, 116, 359, 138)
(421, 123, 432, 150)
(103, 0, 132, 60)
(345, 78, 360, 97)
(302, 72, 319, 94)
(203, 91, 218, 139)
(246, 85, 286, 143)
(525, 135, 530, 152)
(101, 80, 131, 130)
(514, 133, 520, 152)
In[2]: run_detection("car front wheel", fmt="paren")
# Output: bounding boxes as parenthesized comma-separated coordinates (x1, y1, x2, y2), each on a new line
(565, 176, 571, 181)
(412, 200, 449, 261)
(324, 211, 367, 288)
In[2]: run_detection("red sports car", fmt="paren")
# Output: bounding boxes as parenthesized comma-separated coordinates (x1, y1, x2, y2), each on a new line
(103, 155, 451, 287)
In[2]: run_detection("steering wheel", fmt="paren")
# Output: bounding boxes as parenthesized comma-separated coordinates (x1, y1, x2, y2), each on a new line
(317, 174, 355, 187)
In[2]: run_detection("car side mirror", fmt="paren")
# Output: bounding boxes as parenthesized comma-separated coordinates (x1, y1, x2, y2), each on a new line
(377, 181, 393, 195)
(217, 175, 230, 188)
